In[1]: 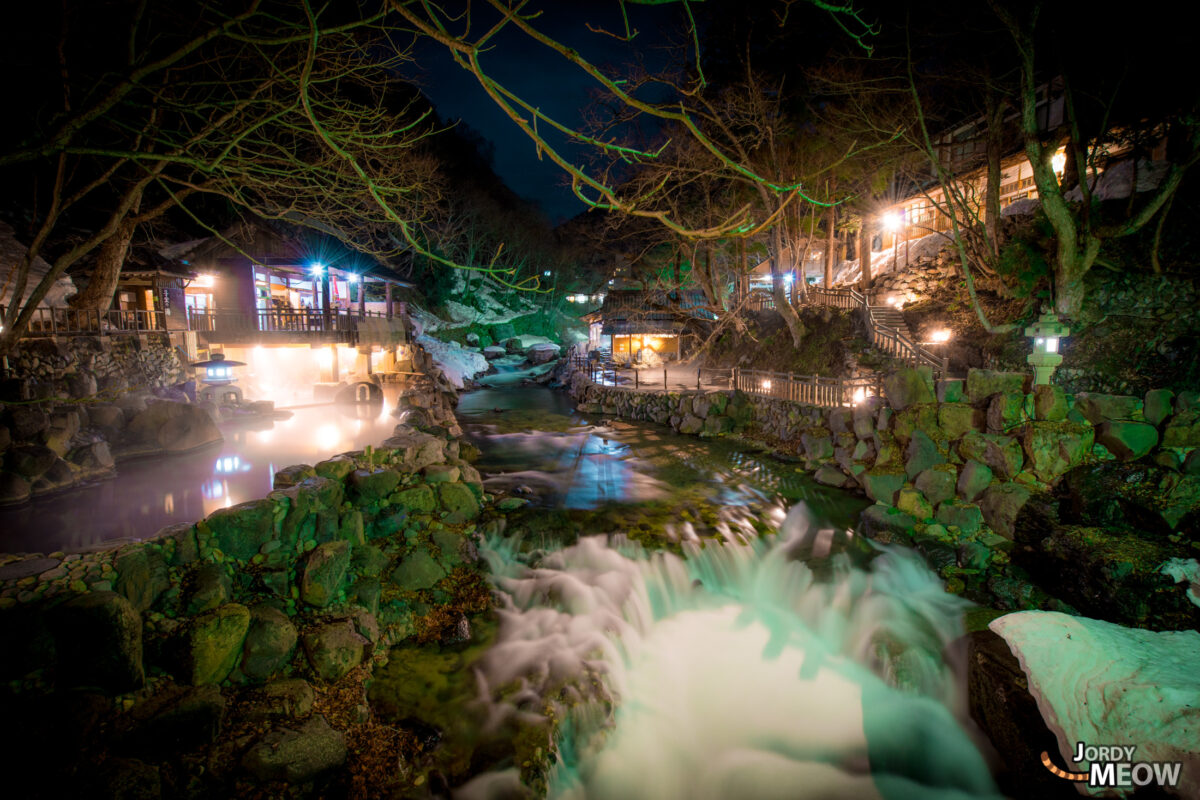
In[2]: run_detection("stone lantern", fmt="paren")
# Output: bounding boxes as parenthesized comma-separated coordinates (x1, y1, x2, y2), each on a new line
(1024, 309, 1069, 385)
(192, 352, 246, 405)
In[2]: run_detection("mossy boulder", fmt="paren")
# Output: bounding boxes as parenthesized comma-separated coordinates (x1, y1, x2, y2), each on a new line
(892, 404, 940, 447)
(862, 468, 905, 505)
(915, 465, 957, 507)
(957, 460, 994, 502)
(965, 369, 1029, 405)
(703, 415, 734, 435)
(896, 487, 934, 521)
(882, 367, 935, 410)
(959, 431, 1024, 482)
(1094, 420, 1159, 462)
(302, 620, 367, 682)
(1143, 389, 1175, 427)
(858, 505, 918, 543)
(1073, 392, 1142, 424)
(242, 605, 298, 682)
(114, 546, 170, 613)
(934, 502, 985, 535)
(178, 603, 251, 686)
(801, 431, 834, 461)
(204, 499, 275, 561)
(1162, 411, 1200, 447)
(183, 562, 232, 615)
(438, 482, 481, 523)
(391, 550, 445, 591)
(392, 484, 437, 514)
(350, 468, 401, 502)
(1031, 384, 1068, 422)
(314, 457, 355, 482)
(937, 403, 981, 440)
(273, 464, 317, 490)
(51, 591, 144, 693)
(241, 715, 346, 783)
(1019, 421, 1095, 482)
(1034, 525, 1200, 629)
(300, 541, 351, 608)
(978, 483, 1032, 540)
(904, 430, 946, 480)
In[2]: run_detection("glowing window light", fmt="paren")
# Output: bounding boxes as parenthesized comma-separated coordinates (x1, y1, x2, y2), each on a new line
(1051, 151, 1066, 174)
(192, 274, 215, 288)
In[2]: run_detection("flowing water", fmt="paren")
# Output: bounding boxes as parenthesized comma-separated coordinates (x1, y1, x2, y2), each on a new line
(454, 385, 1002, 799)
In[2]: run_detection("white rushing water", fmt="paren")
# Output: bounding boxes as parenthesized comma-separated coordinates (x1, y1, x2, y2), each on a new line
(461, 503, 1003, 800)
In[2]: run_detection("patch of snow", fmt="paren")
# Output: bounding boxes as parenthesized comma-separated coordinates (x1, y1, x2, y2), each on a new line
(156, 238, 209, 261)
(0, 221, 76, 308)
(416, 333, 488, 389)
(832, 230, 954, 287)
(991, 610, 1200, 798)
(508, 334, 554, 351)
(1161, 558, 1200, 609)
(1064, 159, 1170, 203)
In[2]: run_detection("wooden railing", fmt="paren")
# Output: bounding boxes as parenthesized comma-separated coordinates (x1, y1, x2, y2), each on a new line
(865, 306, 949, 376)
(568, 355, 881, 408)
(3, 304, 166, 336)
(186, 307, 401, 338)
(808, 286, 866, 309)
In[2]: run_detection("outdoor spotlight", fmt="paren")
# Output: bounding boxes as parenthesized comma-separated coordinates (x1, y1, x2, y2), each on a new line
(761, 379, 772, 391)
(349, 273, 361, 282)
(1024, 309, 1070, 385)
(543, 270, 552, 277)
(929, 329, 952, 343)
(882, 212, 901, 231)
(311, 262, 326, 275)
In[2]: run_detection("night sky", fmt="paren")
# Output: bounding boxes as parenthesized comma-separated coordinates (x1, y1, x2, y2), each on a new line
(410, 1, 685, 224)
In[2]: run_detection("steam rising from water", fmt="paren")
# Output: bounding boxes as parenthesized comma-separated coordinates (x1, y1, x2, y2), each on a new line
(465, 504, 1002, 799)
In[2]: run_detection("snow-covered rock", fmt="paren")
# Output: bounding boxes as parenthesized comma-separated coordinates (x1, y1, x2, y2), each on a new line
(507, 334, 553, 352)
(1161, 558, 1200, 610)
(0, 221, 76, 308)
(990, 611, 1200, 798)
(482, 345, 507, 360)
(1064, 159, 1170, 203)
(526, 342, 562, 364)
(415, 334, 488, 389)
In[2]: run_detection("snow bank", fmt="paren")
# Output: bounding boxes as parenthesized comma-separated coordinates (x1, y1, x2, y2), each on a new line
(832, 230, 952, 286)
(416, 334, 488, 389)
(990, 611, 1200, 798)
(1065, 159, 1170, 203)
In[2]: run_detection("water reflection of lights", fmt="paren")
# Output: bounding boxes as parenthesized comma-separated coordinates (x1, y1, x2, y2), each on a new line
(215, 455, 251, 474)
(164, 493, 175, 514)
(315, 424, 342, 451)
(202, 479, 228, 500)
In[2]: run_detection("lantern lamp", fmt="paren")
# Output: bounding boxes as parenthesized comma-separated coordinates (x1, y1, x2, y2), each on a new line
(1024, 309, 1070, 385)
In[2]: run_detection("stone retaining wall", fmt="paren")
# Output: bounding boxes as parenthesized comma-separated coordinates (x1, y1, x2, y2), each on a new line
(566, 365, 1200, 629)
(0, 376, 494, 794)
(0, 335, 212, 505)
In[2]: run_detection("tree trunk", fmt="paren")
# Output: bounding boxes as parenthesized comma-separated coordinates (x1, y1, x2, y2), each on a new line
(69, 196, 141, 313)
(859, 220, 872, 297)
(984, 92, 1004, 264)
(770, 227, 806, 346)
(824, 204, 836, 289)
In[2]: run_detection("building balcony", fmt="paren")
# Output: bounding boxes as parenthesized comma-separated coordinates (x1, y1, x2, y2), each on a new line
(187, 308, 407, 347)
